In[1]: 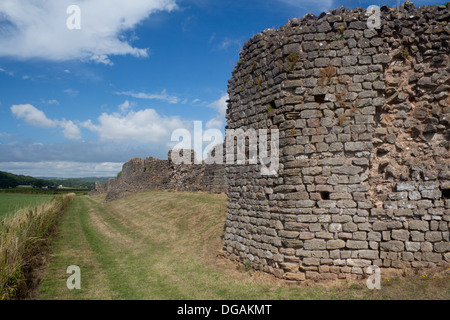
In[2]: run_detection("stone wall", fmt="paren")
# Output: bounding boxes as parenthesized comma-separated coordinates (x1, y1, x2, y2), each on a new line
(222, 2, 449, 281)
(94, 150, 228, 201)
(88, 182, 107, 195)
(103, 157, 172, 201)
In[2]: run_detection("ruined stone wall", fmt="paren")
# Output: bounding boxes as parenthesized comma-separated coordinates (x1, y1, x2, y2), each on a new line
(99, 150, 228, 201)
(222, 2, 449, 281)
(167, 150, 228, 193)
(88, 182, 108, 196)
(104, 157, 172, 201)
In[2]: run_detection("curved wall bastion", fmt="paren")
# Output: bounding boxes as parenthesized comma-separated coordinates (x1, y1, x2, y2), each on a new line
(221, 2, 450, 282)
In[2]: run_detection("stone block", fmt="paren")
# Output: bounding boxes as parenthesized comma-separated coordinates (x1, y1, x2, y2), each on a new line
(405, 242, 421, 252)
(425, 231, 443, 242)
(304, 239, 326, 250)
(434, 242, 450, 253)
(284, 272, 306, 281)
(346, 240, 368, 249)
(373, 54, 391, 64)
(299, 232, 315, 240)
(342, 222, 358, 232)
(373, 221, 388, 231)
(391, 230, 410, 241)
(408, 220, 429, 231)
(380, 241, 405, 252)
(327, 239, 346, 249)
(358, 250, 379, 260)
(301, 109, 323, 119)
(422, 252, 442, 263)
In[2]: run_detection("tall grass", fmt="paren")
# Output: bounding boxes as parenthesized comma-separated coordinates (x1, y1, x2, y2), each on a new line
(0, 193, 75, 300)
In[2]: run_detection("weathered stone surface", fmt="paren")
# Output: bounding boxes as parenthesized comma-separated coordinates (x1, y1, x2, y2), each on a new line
(327, 239, 346, 249)
(346, 240, 369, 249)
(380, 241, 405, 252)
(373, 221, 388, 231)
(222, 3, 450, 281)
(434, 242, 450, 253)
(392, 230, 410, 241)
(408, 220, 429, 231)
(284, 272, 306, 281)
(304, 239, 326, 250)
(101, 150, 228, 202)
(357, 250, 379, 260)
(425, 231, 443, 242)
(405, 241, 421, 252)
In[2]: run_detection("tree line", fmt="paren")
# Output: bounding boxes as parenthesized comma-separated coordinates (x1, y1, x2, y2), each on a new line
(0, 171, 110, 190)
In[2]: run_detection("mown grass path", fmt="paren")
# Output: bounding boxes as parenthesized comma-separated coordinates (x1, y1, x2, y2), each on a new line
(37, 191, 449, 300)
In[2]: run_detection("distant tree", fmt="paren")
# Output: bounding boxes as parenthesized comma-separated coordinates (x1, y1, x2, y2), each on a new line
(0, 171, 108, 190)
(0, 172, 19, 188)
(31, 179, 46, 188)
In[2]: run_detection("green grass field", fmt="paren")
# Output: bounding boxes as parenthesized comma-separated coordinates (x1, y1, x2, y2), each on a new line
(0, 193, 55, 219)
(36, 190, 450, 300)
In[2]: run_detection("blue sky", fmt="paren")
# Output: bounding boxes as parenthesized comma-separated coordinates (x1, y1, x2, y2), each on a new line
(0, 0, 445, 177)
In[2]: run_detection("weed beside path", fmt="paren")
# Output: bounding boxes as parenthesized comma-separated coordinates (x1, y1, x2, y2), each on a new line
(0, 193, 75, 299)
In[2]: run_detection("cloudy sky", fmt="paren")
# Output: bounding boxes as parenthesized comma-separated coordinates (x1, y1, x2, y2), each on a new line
(0, 0, 444, 177)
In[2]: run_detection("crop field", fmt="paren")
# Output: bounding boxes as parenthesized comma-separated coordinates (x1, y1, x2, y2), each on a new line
(0, 193, 55, 219)
(35, 190, 449, 300)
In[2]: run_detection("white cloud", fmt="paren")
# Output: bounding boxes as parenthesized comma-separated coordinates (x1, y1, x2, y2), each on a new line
(205, 117, 224, 130)
(82, 108, 186, 144)
(0, 161, 123, 178)
(0, 0, 177, 65)
(209, 93, 228, 118)
(64, 88, 79, 96)
(205, 93, 228, 130)
(60, 120, 82, 140)
(0, 132, 14, 140)
(278, 0, 333, 12)
(181, 15, 196, 32)
(41, 99, 60, 105)
(0, 67, 14, 76)
(208, 32, 216, 44)
(11, 104, 55, 128)
(217, 38, 241, 51)
(0, 139, 165, 163)
(10, 104, 81, 140)
(115, 89, 180, 104)
(118, 100, 133, 114)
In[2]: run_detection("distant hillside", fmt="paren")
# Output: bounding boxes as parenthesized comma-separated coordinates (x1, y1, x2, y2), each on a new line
(0, 171, 49, 189)
(0, 171, 111, 190)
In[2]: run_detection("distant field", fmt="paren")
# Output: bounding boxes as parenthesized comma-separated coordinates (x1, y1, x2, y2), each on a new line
(37, 190, 449, 300)
(0, 193, 55, 219)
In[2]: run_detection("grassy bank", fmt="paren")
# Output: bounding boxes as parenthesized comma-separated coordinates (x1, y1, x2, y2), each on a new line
(37, 191, 449, 300)
(0, 193, 75, 300)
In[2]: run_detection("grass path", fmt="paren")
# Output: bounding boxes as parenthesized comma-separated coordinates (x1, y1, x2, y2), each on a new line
(37, 191, 450, 300)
